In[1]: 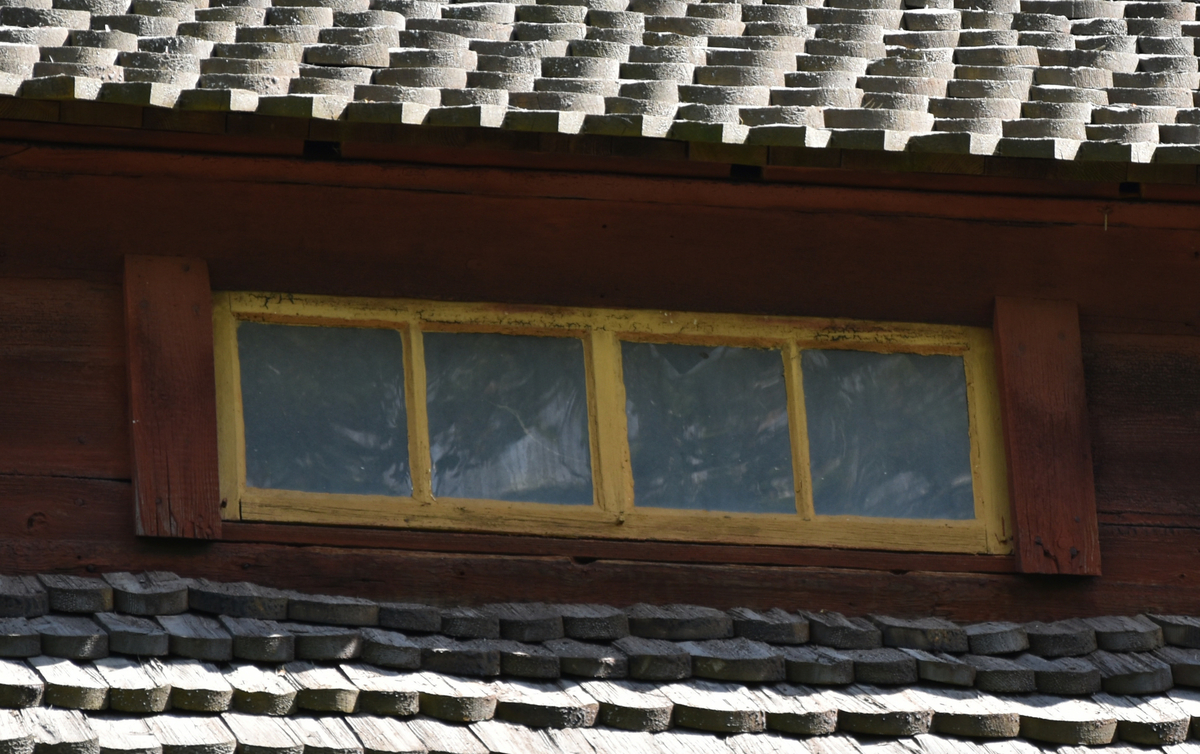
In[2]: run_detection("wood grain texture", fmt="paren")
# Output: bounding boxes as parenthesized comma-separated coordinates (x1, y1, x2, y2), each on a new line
(147, 659, 233, 713)
(144, 714, 237, 754)
(0, 116, 306, 158)
(0, 143, 1197, 337)
(0, 109, 1199, 198)
(222, 522, 1017, 573)
(20, 707, 99, 752)
(0, 279, 123, 362)
(2, 519, 1200, 620)
(0, 279, 128, 479)
(27, 656, 108, 710)
(90, 716, 162, 754)
(1084, 332, 1200, 523)
(124, 256, 221, 539)
(0, 473, 1198, 621)
(6, 290, 1193, 552)
(0, 359, 129, 479)
(993, 298, 1100, 576)
(0, 475, 134, 543)
(221, 711, 304, 754)
(1, 138, 1200, 611)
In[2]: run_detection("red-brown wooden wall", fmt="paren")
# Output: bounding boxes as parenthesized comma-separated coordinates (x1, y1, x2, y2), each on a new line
(1, 134, 1198, 620)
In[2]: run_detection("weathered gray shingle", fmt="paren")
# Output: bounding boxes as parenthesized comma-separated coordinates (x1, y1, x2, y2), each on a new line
(5, 0, 1195, 164)
(5, 572, 1200, 754)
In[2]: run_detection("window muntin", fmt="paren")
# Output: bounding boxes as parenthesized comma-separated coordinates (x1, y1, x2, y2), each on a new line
(214, 293, 1011, 554)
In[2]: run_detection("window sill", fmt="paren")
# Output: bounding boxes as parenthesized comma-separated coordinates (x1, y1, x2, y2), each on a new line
(218, 520, 1018, 574)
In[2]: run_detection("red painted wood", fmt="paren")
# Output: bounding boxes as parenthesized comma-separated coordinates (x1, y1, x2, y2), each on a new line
(0, 359, 128, 479)
(220, 522, 1017, 574)
(0, 473, 1195, 619)
(1084, 332, 1200, 521)
(0, 109, 1198, 204)
(0, 279, 124, 362)
(0, 149, 1198, 335)
(0, 139, 1197, 594)
(124, 256, 221, 538)
(0, 279, 129, 479)
(994, 297, 1101, 575)
(0, 475, 135, 542)
(3, 142, 1197, 232)
(0, 116, 306, 158)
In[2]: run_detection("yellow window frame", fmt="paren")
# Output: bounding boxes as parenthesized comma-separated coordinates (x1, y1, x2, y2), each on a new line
(213, 291, 1013, 555)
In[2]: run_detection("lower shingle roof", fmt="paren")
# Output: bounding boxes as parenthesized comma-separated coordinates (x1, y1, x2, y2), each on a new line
(2, 572, 1200, 752)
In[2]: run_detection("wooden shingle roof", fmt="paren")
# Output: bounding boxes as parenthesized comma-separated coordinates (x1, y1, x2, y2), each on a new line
(0, 0, 1198, 165)
(2, 572, 1200, 753)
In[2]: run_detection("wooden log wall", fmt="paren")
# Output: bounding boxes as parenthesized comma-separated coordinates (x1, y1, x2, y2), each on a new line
(1, 135, 1199, 621)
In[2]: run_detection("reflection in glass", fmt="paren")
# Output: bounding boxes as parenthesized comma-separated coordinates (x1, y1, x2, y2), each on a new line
(238, 322, 411, 496)
(622, 342, 795, 513)
(802, 349, 974, 520)
(423, 332, 593, 505)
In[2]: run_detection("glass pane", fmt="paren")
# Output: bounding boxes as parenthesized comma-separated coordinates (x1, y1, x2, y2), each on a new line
(423, 332, 593, 505)
(802, 349, 974, 520)
(622, 342, 795, 513)
(238, 322, 412, 496)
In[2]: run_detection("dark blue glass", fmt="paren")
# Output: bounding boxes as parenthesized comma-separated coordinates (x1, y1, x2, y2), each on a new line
(623, 342, 795, 513)
(802, 349, 974, 519)
(423, 332, 594, 505)
(239, 322, 411, 496)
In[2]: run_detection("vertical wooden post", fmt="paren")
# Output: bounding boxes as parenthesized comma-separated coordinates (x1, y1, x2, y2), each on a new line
(993, 297, 1099, 575)
(124, 255, 222, 538)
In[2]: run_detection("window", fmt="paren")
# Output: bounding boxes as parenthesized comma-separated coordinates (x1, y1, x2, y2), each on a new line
(213, 292, 1011, 554)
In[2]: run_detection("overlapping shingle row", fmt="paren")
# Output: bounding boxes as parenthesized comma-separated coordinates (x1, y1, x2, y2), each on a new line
(7, 574, 1200, 697)
(3, 573, 1200, 753)
(0, 0, 1196, 161)
(9, 708, 1199, 754)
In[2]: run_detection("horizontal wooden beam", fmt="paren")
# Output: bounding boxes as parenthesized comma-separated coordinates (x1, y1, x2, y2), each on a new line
(0, 473, 1195, 620)
(0, 104, 1198, 194)
(994, 297, 1100, 575)
(1, 145, 1199, 338)
(0, 475, 135, 543)
(220, 522, 1017, 574)
(0, 525, 1196, 621)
